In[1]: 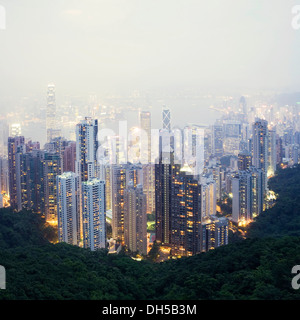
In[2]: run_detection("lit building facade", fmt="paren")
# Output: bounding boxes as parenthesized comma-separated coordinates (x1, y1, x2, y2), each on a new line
(57, 172, 81, 246)
(82, 179, 106, 251)
(124, 183, 147, 255)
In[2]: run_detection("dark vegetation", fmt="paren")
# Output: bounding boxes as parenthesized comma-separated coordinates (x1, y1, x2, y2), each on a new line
(1, 166, 300, 300)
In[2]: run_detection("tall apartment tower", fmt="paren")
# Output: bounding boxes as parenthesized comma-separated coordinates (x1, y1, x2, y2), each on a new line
(124, 183, 147, 255)
(200, 216, 229, 252)
(155, 149, 181, 245)
(170, 165, 202, 257)
(268, 128, 277, 177)
(232, 167, 263, 225)
(212, 123, 223, 159)
(252, 119, 268, 192)
(111, 165, 127, 243)
(82, 179, 106, 251)
(46, 84, 57, 143)
(43, 152, 62, 223)
(238, 150, 252, 171)
(139, 111, 155, 214)
(57, 172, 81, 246)
(8, 136, 25, 212)
(76, 117, 98, 183)
(232, 171, 252, 224)
(139, 111, 151, 163)
(63, 141, 76, 173)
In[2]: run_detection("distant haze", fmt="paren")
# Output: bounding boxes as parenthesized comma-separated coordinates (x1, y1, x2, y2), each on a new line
(0, 0, 300, 102)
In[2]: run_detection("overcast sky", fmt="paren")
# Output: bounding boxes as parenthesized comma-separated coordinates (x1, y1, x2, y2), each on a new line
(0, 0, 300, 100)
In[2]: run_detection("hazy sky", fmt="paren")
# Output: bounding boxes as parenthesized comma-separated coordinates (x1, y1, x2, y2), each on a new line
(0, 0, 300, 100)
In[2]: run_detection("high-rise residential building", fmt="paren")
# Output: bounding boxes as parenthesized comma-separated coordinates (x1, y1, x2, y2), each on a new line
(204, 162, 222, 201)
(183, 125, 205, 176)
(124, 183, 147, 255)
(268, 128, 277, 177)
(57, 172, 81, 246)
(155, 151, 180, 245)
(142, 164, 155, 214)
(252, 119, 268, 192)
(162, 108, 171, 131)
(82, 179, 106, 251)
(0, 156, 8, 195)
(170, 165, 201, 257)
(232, 167, 263, 225)
(104, 165, 111, 211)
(46, 84, 57, 143)
(76, 117, 98, 183)
(43, 152, 62, 223)
(139, 111, 155, 214)
(200, 176, 216, 219)
(232, 170, 252, 225)
(63, 141, 76, 173)
(238, 150, 252, 171)
(250, 166, 263, 219)
(0, 120, 9, 157)
(238, 96, 247, 122)
(200, 216, 228, 252)
(111, 165, 127, 243)
(212, 123, 223, 158)
(8, 136, 25, 212)
(139, 111, 151, 163)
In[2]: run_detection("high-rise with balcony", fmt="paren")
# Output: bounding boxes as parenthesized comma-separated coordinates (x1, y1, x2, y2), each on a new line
(82, 179, 106, 251)
(57, 172, 81, 246)
(111, 165, 127, 243)
(8, 136, 25, 212)
(252, 119, 268, 192)
(139, 111, 155, 214)
(170, 165, 202, 257)
(43, 152, 62, 223)
(76, 117, 98, 183)
(124, 182, 147, 255)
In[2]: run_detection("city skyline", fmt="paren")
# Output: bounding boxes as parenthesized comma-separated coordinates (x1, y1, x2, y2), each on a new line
(1, 1, 300, 303)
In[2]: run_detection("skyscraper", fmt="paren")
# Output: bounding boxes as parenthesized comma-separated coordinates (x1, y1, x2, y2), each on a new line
(76, 117, 98, 183)
(82, 179, 106, 251)
(8, 136, 25, 212)
(201, 177, 216, 219)
(232, 167, 263, 225)
(200, 216, 228, 252)
(155, 151, 180, 245)
(238, 150, 252, 171)
(0, 120, 9, 157)
(111, 165, 127, 243)
(0, 156, 8, 196)
(139, 111, 151, 163)
(232, 171, 252, 225)
(63, 141, 76, 173)
(139, 111, 155, 214)
(162, 108, 171, 131)
(250, 166, 263, 218)
(46, 84, 57, 143)
(170, 165, 201, 257)
(124, 183, 147, 255)
(268, 128, 277, 177)
(57, 172, 81, 246)
(212, 123, 223, 158)
(43, 152, 62, 223)
(252, 119, 268, 192)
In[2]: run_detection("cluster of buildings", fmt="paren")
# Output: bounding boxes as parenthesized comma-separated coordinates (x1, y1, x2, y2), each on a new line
(0, 87, 299, 259)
